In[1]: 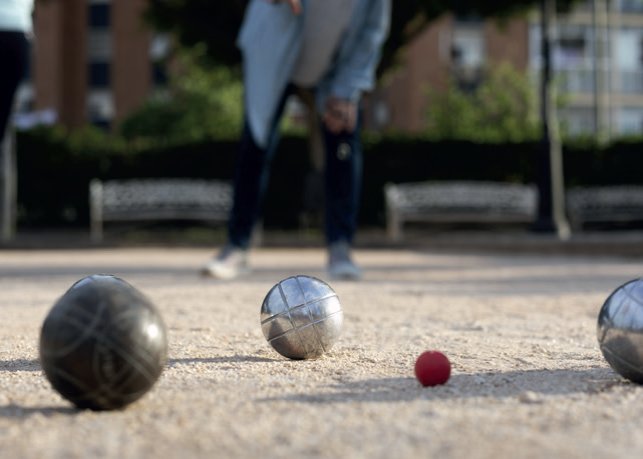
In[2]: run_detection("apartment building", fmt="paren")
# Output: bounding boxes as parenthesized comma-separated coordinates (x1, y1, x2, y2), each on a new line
(15, 0, 162, 129)
(378, 0, 643, 137)
(531, 0, 643, 137)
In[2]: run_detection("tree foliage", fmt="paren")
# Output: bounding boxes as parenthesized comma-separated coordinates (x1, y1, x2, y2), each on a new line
(425, 63, 540, 142)
(143, 0, 247, 67)
(119, 48, 243, 144)
(144, 0, 580, 74)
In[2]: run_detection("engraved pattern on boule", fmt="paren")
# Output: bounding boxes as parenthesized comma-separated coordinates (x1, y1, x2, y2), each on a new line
(261, 275, 343, 360)
(39, 275, 168, 410)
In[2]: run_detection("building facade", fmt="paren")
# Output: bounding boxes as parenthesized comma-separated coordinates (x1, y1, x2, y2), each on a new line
(16, 0, 160, 129)
(377, 0, 643, 138)
(372, 15, 530, 132)
(531, 0, 643, 137)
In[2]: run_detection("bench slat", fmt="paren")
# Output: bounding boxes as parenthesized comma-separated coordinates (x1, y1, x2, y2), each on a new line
(566, 185, 643, 227)
(385, 181, 537, 241)
(90, 178, 233, 242)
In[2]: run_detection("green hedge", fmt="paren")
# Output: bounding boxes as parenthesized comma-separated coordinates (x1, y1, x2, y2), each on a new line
(15, 128, 643, 229)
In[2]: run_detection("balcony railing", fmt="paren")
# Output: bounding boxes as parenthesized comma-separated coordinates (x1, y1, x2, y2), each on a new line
(620, 0, 643, 14)
(561, 0, 643, 15)
(620, 70, 643, 94)
(557, 68, 595, 93)
(555, 69, 643, 95)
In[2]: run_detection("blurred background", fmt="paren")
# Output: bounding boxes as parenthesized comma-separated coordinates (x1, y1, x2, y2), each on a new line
(2, 0, 643, 246)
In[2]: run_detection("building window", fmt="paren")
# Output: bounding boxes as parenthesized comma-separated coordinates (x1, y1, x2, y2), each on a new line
(87, 90, 114, 129)
(555, 26, 589, 68)
(88, 3, 110, 28)
(558, 37, 586, 64)
(152, 63, 168, 87)
(560, 107, 595, 136)
(451, 21, 485, 92)
(88, 62, 110, 88)
(87, 29, 111, 61)
(616, 108, 643, 135)
(150, 34, 171, 87)
(620, 0, 643, 14)
(451, 22, 485, 70)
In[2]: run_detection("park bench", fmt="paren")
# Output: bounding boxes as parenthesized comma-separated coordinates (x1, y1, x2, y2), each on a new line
(89, 178, 233, 242)
(566, 185, 643, 229)
(384, 180, 538, 241)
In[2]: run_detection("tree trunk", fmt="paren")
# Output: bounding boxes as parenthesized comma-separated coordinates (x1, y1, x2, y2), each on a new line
(592, 0, 611, 144)
(533, 0, 571, 239)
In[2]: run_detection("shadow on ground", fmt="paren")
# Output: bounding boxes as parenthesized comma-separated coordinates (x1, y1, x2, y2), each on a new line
(0, 404, 78, 418)
(168, 355, 279, 366)
(0, 359, 41, 372)
(258, 367, 630, 404)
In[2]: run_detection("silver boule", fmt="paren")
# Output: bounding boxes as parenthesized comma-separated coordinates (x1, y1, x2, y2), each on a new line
(597, 278, 643, 384)
(260, 275, 343, 360)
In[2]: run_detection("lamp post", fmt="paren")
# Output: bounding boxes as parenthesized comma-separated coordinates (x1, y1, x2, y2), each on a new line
(0, 126, 17, 243)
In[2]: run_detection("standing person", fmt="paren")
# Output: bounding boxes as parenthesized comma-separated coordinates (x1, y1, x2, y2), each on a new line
(0, 0, 33, 145)
(201, 0, 391, 280)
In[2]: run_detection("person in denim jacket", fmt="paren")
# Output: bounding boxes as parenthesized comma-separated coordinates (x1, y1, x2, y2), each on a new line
(202, 0, 391, 280)
(0, 0, 33, 146)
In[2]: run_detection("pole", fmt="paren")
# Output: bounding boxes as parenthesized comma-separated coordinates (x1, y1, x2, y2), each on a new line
(1, 126, 17, 242)
(533, 0, 571, 239)
(592, 0, 611, 144)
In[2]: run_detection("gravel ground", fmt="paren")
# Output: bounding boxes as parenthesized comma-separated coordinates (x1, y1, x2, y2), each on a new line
(0, 247, 642, 458)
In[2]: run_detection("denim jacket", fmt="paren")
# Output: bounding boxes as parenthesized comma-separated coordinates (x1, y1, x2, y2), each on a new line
(237, 0, 391, 147)
(0, 0, 34, 33)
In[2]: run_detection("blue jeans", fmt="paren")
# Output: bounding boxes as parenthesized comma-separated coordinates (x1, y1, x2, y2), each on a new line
(228, 84, 362, 249)
(0, 32, 28, 145)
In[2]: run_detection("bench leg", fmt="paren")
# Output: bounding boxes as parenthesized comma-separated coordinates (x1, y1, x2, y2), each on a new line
(251, 220, 263, 247)
(89, 179, 103, 243)
(90, 219, 103, 243)
(387, 207, 403, 242)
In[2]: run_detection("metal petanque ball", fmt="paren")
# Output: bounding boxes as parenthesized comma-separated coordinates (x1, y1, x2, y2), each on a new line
(39, 274, 168, 410)
(597, 278, 643, 384)
(260, 275, 343, 360)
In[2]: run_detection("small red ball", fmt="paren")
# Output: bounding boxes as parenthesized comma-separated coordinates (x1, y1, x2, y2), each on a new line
(415, 351, 451, 386)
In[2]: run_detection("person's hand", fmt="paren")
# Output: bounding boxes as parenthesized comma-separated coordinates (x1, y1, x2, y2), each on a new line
(266, 0, 302, 14)
(323, 97, 358, 134)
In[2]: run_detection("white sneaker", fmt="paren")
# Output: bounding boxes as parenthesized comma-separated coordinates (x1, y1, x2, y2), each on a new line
(201, 245, 249, 279)
(327, 241, 362, 281)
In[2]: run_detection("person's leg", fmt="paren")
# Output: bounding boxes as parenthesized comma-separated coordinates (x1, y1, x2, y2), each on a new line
(322, 113, 363, 279)
(202, 84, 293, 278)
(323, 116, 362, 245)
(227, 118, 283, 249)
(0, 32, 28, 144)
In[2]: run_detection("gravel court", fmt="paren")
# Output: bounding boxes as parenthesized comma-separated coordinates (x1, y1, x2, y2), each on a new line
(0, 247, 642, 458)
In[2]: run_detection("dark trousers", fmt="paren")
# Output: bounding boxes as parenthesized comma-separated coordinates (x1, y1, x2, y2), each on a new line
(228, 84, 363, 249)
(0, 32, 28, 143)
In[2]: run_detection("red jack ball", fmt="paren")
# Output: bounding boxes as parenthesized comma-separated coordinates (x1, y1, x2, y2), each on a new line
(415, 351, 451, 387)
